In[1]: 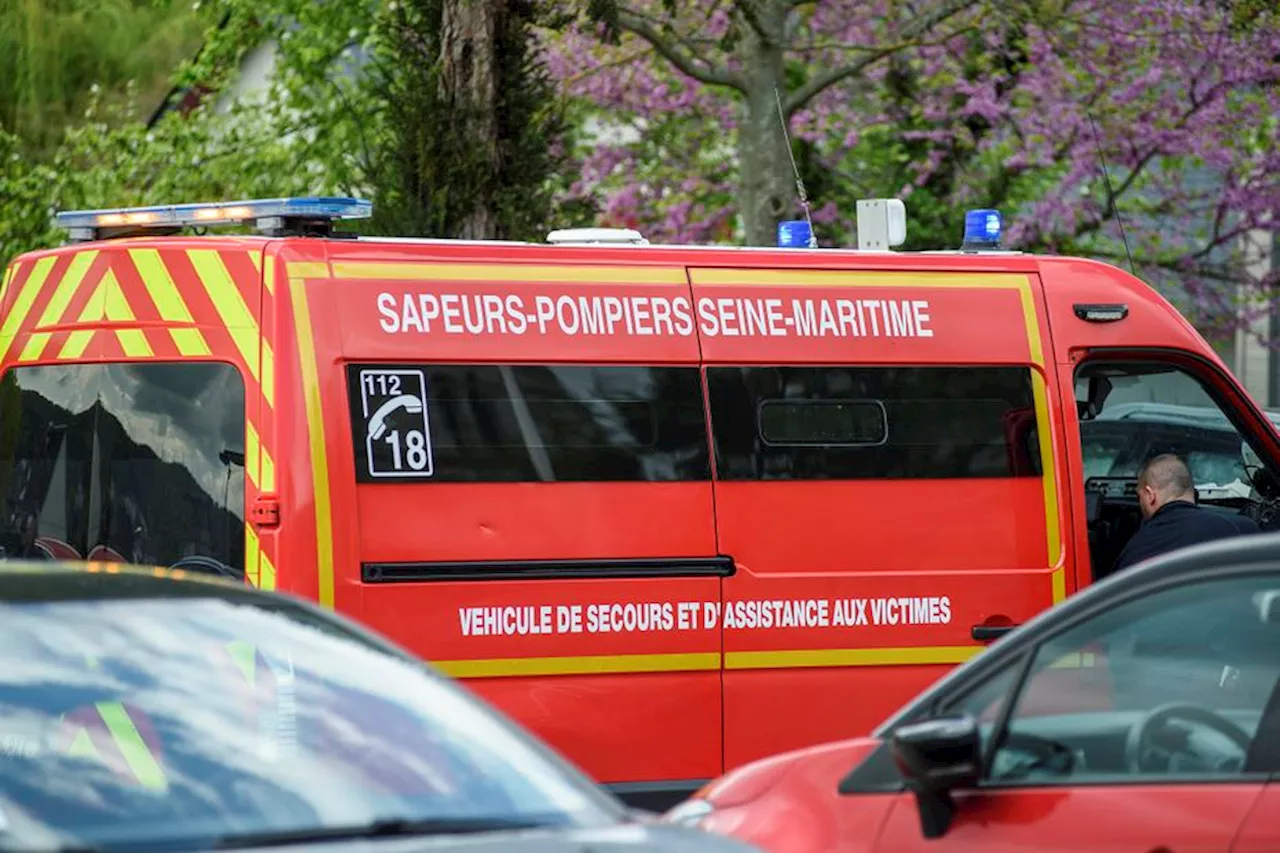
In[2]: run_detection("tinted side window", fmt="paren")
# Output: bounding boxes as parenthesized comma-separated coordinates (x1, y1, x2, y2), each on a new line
(345, 364, 710, 483)
(707, 366, 1040, 480)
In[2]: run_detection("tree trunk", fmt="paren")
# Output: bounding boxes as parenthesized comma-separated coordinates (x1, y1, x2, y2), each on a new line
(735, 5, 796, 246)
(439, 0, 500, 240)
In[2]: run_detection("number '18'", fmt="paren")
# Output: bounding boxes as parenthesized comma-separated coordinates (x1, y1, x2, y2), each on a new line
(383, 429, 429, 470)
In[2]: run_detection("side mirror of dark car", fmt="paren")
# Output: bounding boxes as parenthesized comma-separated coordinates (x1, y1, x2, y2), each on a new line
(889, 713, 982, 840)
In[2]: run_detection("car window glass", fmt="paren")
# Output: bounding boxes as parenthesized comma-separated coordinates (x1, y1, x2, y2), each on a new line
(987, 575, 1280, 785)
(1078, 368, 1260, 499)
(934, 664, 1024, 752)
(0, 592, 612, 851)
(1079, 431, 1128, 479)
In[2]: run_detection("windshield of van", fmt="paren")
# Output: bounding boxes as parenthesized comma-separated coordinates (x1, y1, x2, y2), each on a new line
(0, 588, 611, 851)
(0, 363, 244, 576)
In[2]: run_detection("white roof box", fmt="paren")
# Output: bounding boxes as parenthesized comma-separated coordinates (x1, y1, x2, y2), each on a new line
(546, 227, 649, 246)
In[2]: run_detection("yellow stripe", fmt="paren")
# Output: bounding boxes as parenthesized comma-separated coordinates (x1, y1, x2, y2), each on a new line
(260, 446, 276, 492)
(244, 523, 260, 587)
(129, 248, 212, 356)
(330, 261, 687, 285)
(689, 269, 1031, 288)
(290, 280, 334, 608)
(66, 727, 99, 759)
(96, 701, 167, 791)
(36, 251, 97, 327)
(435, 646, 986, 679)
(261, 339, 275, 407)
(0, 263, 14, 303)
(77, 275, 108, 321)
(187, 249, 260, 381)
(437, 652, 721, 679)
(97, 271, 154, 357)
(58, 330, 94, 360)
(18, 334, 51, 362)
(725, 646, 982, 670)
(285, 261, 330, 280)
(1013, 281, 1064, 589)
(1048, 651, 1097, 669)
(259, 551, 276, 590)
(0, 256, 57, 362)
(115, 329, 152, 357)
(130, 249, 194, 322)
(226, 639, 257, 684)
(245, 422, 262, 489)
(20, 251, 99, 362)
(170, 327, 211, 356)
(1052, 567, 1066, 604)
(247, 251, 262, 275)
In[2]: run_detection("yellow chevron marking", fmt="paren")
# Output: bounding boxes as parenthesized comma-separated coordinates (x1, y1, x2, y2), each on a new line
(19, 251, 99, 362)
(129, 248, 211, 356)
(187, 250, 260, 382)
(0, 257, 56, 362)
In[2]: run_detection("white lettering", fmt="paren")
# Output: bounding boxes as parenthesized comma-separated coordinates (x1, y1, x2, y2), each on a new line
(376, 292, 938, 340)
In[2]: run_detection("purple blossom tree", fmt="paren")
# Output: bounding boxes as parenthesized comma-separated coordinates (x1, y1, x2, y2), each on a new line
(548, 0, 1280, 334)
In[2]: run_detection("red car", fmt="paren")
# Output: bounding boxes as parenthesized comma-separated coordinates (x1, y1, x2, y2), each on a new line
(664, 531, 1280, 852)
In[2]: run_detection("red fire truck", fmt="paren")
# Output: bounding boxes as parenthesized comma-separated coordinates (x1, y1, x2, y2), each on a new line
(2, 197, 1276, 808)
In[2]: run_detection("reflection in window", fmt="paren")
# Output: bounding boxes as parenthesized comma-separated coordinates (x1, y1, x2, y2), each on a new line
(345, 364, 710, 483)
(0, 594, 608, 850)
(990, 575, 1280, 782)
(0, 363, 245, 574)
(708, 366, 1040, 480)
(1080, 365, 1259, 493)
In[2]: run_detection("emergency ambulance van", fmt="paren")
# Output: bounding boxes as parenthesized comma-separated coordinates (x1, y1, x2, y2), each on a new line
(2, 196, 1278, 808)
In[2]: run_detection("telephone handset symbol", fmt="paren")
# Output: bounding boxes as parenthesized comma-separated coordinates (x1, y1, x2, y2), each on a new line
(368, 394, 423, 441)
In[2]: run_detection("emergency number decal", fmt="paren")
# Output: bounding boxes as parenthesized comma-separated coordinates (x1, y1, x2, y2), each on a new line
(348, 365, 434, 482)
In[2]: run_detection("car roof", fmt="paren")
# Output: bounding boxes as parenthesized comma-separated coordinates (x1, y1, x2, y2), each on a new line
(0, 559, 422, 660)
(0, 559, 250, 595)
(874, 529, 1280, 736)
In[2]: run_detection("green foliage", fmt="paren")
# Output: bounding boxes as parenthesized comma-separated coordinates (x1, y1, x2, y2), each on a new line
(0, 0, 213, 157)
(364, 0, 571, 239)
(1, 87, 323, 268)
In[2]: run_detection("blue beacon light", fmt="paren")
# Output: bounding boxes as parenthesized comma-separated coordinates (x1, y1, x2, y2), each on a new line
(962, 209, 1002, 251)
(777, 219, 817, 249)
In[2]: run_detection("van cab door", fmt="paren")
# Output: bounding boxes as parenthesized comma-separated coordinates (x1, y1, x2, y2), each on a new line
(687, 266, 1073, 770)
(1037, 261, 1280, 586)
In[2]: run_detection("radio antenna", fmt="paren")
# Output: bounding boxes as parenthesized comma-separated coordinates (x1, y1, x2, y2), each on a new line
(774, 86, 818, 248)
(1087, 112, 1136, 276)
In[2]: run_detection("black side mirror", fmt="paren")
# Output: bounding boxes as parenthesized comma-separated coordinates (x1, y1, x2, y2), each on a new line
(890, 713, 981, 840)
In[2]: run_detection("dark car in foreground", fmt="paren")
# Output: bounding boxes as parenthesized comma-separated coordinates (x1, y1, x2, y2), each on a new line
(665, 532, 1280, 852)
(0, 562, 758, 853)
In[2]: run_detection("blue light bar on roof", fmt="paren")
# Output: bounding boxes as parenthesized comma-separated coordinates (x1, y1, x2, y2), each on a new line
(962, 208, 1002, 250)
(777, 219, 817, 249)
(53, 196, 373, 234)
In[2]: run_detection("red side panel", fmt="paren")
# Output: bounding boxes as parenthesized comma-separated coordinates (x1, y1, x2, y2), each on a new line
(298, 250, 723, 786)
(688, 266, 1070, 770)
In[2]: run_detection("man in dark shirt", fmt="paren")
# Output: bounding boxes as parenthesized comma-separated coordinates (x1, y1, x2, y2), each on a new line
(1111, 453, 1261, 574)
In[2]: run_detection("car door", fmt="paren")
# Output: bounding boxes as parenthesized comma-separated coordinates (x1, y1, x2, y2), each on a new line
(873, 569, 1280, 852)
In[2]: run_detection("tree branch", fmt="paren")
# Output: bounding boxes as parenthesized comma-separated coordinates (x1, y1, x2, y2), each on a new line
(783, 0, 983, 114)
(614, 7, 746, 91)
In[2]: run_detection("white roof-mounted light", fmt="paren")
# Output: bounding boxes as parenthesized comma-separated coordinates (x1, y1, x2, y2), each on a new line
(855, 199, 907, 251)
(546, 227, 649, 246)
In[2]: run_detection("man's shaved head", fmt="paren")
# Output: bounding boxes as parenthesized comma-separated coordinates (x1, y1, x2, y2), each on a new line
(1136, 453, 1195, 518)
